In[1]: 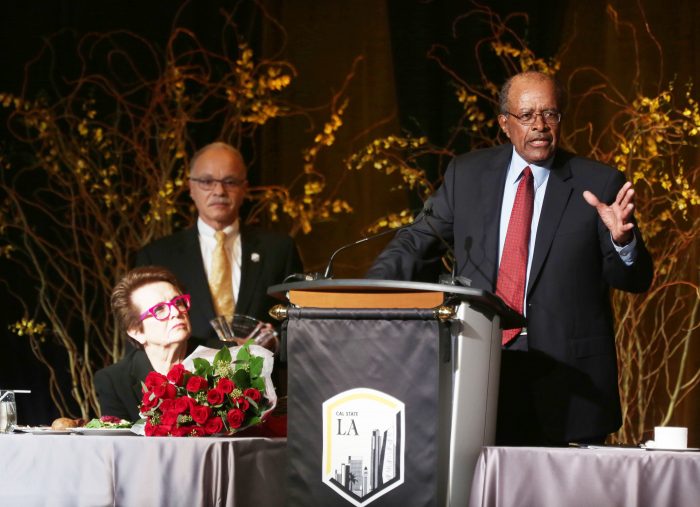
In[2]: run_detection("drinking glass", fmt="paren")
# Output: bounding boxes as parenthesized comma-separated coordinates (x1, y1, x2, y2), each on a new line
(0, 390, 17, 433)
(210, 314, 278, 346)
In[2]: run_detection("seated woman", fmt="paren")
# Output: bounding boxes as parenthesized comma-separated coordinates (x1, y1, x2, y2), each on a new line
(94, 266, 200, 421)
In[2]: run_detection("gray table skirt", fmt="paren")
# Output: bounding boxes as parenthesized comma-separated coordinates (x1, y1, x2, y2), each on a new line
(0, 433, 286, 507)
(469, 446, 700, 507)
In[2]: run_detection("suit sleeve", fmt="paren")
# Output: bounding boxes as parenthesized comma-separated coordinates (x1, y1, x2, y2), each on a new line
(366, 159, 457, 281)
(94, 368, 134, 421)
(597, 170, 653, 293)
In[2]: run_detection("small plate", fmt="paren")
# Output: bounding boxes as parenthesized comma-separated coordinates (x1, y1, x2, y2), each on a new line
(14, 426, 73, 435)
(645, 447, 700, 452)
(71, 427, 135, 435)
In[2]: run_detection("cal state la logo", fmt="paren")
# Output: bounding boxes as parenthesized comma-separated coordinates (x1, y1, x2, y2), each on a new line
(322, 388, 405, 506)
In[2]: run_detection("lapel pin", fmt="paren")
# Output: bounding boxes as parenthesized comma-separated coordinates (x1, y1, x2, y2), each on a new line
(251, 252, 260, 263)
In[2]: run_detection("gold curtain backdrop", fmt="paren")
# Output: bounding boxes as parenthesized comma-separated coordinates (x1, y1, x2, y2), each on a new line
(256, 0, 700, 443)
(553, 0, 700, 442)
(258, 0, 405, 275)
(0, 0, 698, 443)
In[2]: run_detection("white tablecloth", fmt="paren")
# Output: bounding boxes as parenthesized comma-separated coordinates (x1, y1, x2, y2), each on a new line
(469, 446, 700, 507)
(0, 433, 286, 507)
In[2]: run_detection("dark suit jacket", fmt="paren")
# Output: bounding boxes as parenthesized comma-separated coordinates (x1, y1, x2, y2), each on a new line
(135, 225, 303, 341)
(93, 347, 153, 422)
(367, 144, 653, 444)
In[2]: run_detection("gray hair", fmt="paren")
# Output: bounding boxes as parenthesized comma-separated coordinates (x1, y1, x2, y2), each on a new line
(189, 142, 247, 175)
(498, 71, 564, 114)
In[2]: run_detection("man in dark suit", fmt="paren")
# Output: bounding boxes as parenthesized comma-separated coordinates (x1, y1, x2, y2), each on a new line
(136, 142, 303, 343)
(367, 71, 653, 445)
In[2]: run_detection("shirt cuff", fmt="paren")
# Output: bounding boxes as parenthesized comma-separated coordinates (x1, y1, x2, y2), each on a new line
(611, 233, 638, 266)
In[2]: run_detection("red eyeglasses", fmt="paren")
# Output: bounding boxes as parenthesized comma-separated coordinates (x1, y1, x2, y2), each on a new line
(139, 294, 191, 322)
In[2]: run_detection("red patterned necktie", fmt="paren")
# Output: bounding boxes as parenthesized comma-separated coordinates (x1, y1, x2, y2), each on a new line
(496, 166, 534, 346)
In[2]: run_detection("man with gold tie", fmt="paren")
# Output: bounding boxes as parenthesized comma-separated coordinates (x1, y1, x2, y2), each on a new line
(136, 142, 303, 343)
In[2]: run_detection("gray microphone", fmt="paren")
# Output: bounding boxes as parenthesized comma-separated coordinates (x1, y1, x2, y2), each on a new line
(322, 202, 431, 279)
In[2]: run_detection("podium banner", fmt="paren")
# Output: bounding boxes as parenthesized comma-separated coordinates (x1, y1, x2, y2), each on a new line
(287, 313, 444, 507)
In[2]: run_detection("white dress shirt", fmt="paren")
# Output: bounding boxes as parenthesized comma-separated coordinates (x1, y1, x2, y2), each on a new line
(197, 218, 242, 300)
(498, 150, 551, 300)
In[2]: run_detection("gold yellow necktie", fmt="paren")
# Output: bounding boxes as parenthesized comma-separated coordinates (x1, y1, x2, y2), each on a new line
(209, 230, 235, 317)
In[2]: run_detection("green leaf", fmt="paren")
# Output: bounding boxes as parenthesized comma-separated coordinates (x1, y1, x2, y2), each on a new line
(192, 358, 212, 377)
(251, 378, 265, 391)
(236, 344, 251, 361)
(233, 369, 251, 389)
(247, 416, 261, 426)
(245, 397, 259, 412)
(249, 356, 263, 377)
(214, 346, 232, 365)
(192, 357, 209, 370)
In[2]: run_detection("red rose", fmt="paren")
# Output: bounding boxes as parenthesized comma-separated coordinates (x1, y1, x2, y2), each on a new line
(235, 397, 250, 412)
(161, 411, 179, 427)
(145, 421, 169, 437)
(171, 425, 192, 437)
(173, 396, 190, 414)
(167, 364, 187, 386)
(144, 371, 168, 389)
(204, 416, 224, 435)
(207, 388, 225, 406)
(217, 378, 234, 394)
(171, 425, 205, 437)
(160, 420, 177, 434)
(144, 421, 157, 436)
(163, 383, 178, 399)
(153, 383, 167, 398)
(190, 426, 206, 437)
(186, 375, 208, 393)
(158, 426, 172, 436)
(141, 391, 158, 410)
(159, 399, 175, 414)
(190, 404, 211, 424)
(244, 388, 261, 403)
(186, 396, 199, 411)
(227, 408, 245, 429)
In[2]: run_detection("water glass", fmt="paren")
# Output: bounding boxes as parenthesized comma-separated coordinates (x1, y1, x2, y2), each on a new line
(210, 314, 277, 345)
(0, 390, 17, 433)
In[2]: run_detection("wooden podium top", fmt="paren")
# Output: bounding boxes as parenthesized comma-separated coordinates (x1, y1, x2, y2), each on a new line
(287, 287, 443, 309)
(267, 279, 524, 327)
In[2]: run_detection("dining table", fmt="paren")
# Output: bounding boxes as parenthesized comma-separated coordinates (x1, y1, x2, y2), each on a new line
(468, 445, 700, 507)
(0, 431, 286, 507)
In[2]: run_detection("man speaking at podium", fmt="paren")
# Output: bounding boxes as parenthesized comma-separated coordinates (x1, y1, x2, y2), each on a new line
(367, 71, 653, 446)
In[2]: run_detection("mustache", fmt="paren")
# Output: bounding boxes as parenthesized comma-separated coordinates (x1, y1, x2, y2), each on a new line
(208, 197, 232, 205)
(527, 133, 552, 142)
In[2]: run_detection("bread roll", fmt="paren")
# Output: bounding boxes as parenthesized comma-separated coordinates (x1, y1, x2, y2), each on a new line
(51, 417, 80, 430)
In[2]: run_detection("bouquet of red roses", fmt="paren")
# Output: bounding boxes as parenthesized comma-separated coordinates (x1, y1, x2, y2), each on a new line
(139, 345, 272, 437)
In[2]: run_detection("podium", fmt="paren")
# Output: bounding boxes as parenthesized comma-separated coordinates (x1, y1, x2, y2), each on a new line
(268, 280, 521, 507)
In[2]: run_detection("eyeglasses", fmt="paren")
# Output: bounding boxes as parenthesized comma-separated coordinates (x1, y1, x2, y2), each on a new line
(504, 110, 561, 126)
(139, 294, 191, 322)
(189, 177, 247, 191)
